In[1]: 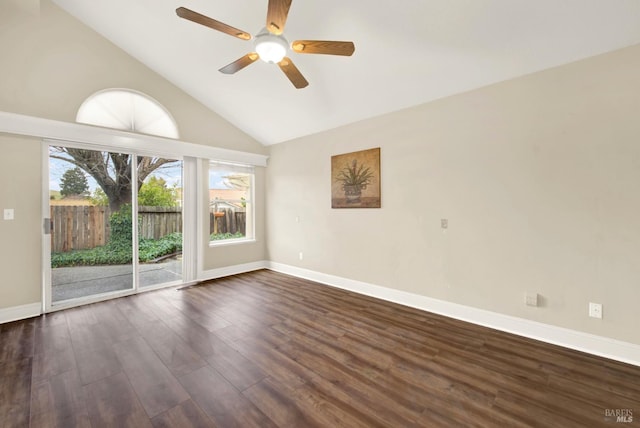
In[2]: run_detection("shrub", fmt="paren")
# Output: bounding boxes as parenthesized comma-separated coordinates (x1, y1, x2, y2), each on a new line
(210, 232, 245, 241)
(109, 205, 133, 249)
(51, 245, 132, 268)
(51, 233, 183, 268)
(139, 233, 182, 262)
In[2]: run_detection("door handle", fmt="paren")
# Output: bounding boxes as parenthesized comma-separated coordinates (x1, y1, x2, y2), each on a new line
(43, 218, 51, 235)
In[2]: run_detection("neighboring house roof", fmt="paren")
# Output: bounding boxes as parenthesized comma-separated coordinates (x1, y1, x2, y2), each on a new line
(209, 189, 246, 210)
(50, 196, 93, 206)
(209, 189, 246, 202)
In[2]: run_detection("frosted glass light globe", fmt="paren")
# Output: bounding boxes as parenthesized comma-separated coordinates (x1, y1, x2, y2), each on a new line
(254, 31, 288, 63)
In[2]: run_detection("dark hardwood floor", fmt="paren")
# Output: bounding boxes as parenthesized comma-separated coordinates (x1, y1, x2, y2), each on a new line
(1, 269, 639, 427)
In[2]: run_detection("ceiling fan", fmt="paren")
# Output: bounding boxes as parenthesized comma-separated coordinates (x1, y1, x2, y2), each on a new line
(176, 0, 355, 89)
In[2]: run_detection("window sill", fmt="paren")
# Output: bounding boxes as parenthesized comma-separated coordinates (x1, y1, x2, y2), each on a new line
(209, 238, 256, 248)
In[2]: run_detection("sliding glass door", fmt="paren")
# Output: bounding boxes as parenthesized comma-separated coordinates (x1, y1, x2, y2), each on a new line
(47, 146, 183, 306)
(137, 156, 183, 288)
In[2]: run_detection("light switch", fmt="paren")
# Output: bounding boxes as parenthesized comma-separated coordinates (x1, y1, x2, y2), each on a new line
(3, 208, 15, 220)
(525, 292, 539, 307)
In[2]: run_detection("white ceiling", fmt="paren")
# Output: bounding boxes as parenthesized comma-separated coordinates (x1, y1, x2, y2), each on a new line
(52, 0, 640, 146)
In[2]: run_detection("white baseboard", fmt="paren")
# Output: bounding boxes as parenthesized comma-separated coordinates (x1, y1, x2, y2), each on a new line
(198, 260, 268, 282)
(267, 262, 640, 367)
(0, 302, 41, 324)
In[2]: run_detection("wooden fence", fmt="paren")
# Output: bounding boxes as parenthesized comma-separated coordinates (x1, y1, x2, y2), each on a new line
(139, 206, 182, 240)
(51, 206, 183, 252)
(51, 206, 109, 253)
(210, 208, 246, 236)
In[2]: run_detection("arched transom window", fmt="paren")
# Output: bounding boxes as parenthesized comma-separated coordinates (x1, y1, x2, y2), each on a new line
(76, 89, 179, 139)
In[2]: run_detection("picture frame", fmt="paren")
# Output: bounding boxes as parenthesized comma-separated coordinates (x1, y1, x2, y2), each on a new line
(331, 147, 381, 208)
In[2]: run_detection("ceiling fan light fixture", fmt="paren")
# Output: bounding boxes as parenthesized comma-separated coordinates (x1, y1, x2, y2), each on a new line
(254, 31, 288, 63)
(176, 2, 355, 88)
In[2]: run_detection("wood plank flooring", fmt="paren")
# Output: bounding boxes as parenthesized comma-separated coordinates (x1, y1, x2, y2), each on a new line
(1, 269, 639, 427)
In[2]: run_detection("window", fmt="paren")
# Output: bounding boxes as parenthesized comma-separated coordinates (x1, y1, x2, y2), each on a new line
(209, 161, 254, 244)
(76, 88, 179, 139)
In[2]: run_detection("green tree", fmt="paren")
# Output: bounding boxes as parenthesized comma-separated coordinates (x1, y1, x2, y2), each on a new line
(90, 178, 178, 207)
(138, 176, 178, 207)
(89, 187, 109, 206)
(60, 167, 88, 197)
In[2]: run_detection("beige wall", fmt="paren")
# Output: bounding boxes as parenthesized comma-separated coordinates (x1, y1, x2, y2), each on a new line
(0, 135, 42, 308)
(0, 0, 266, 310)
(266, 44, 640, 345)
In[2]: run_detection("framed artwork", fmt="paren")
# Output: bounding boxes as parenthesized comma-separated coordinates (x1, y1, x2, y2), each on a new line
(331, 147, 381, 208)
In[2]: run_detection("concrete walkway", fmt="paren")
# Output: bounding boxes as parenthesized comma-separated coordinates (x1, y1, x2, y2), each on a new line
(52, 257, 182, 302)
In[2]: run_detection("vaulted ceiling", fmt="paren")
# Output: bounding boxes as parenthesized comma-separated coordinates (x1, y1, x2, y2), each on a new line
(52, 0, 640, 145)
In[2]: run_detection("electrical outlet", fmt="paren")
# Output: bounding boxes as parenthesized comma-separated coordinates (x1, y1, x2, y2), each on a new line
(441, 219, 448, 229)
(299, 252, 303, 260)
(589, 302, 602, 319)
(3, 209, 14, 220)
(525, 292, 538, 307)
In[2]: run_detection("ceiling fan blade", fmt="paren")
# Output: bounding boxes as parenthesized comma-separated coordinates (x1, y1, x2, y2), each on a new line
(266, 0, 292, 35)
(292, 40, 355, 56)
(278, 57, 308, 89)
(219, 53, 259, 74)
(176, 7, 251, 41)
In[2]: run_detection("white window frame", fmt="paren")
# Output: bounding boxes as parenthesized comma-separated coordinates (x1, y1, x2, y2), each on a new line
(208, 161, 256, 247)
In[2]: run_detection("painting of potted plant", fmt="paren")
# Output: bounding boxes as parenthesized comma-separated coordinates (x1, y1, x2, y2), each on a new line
(331, 148, 381, 208)
(337, 159, 373, 203)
